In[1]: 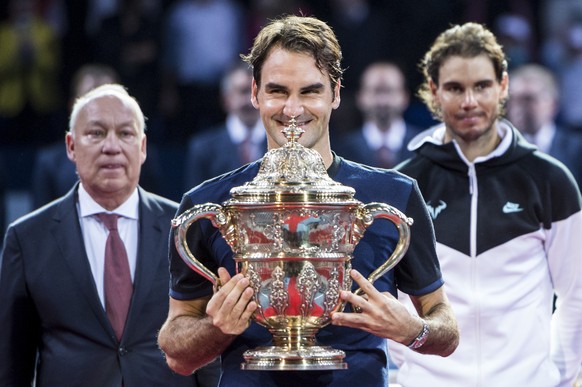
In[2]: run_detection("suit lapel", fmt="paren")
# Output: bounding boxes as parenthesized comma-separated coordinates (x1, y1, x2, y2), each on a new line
(124, 189, 165, 330)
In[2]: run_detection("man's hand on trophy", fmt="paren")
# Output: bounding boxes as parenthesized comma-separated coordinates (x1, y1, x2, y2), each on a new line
(330, 269, 420, 343)
(206, 268, 257, 335)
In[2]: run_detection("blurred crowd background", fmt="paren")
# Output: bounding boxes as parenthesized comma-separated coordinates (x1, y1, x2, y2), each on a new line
(2, 0, 582, 234)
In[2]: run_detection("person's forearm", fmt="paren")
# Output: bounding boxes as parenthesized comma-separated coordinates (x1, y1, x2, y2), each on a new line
(413, 301, 459, 357)
(158, 314, 235, 375)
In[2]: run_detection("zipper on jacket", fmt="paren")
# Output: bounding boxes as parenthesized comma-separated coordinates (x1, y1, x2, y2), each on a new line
(453, 136, 496, 386)
(468, 163, 483, 386)
(468, 164, 478, 257)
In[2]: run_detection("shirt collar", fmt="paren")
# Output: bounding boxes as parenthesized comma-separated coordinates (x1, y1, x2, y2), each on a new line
(362, 119, 406, 151)
(327, 152, 341, 179)
(78, 183, 139, 220)
(526, 123, 556, 153)
(227, 115, 265, 144)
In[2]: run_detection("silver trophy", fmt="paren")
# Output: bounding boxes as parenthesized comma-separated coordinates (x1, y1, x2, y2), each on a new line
(172, 118, 413, 371)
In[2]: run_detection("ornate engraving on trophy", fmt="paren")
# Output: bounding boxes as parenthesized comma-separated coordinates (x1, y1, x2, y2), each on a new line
(323, 266, 342, 319)
(268, 266, 288, 317)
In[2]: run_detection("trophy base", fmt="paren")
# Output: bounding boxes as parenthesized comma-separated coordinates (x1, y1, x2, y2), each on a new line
(241, 345, 347, 371)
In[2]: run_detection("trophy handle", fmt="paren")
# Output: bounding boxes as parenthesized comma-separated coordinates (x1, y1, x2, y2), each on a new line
(172, 203, 229, 287)
(353, 202, 413, 297)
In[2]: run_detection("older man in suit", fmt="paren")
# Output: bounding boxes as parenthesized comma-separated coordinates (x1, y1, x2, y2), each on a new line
(31, 64, 165, 210)
(182, 61, 266, 190)
(507, 64, 582, 187)
(0, 84, 207, 386)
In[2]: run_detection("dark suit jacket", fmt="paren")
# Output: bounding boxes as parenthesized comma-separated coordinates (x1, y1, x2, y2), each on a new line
(0, 185, 197, 387)
(183, 124, 267, 191)
(331, 123, 423, 168)
(548, 128, 582, 188)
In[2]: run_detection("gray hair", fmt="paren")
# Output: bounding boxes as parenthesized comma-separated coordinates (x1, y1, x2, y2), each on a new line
(68, 84, 146, 137)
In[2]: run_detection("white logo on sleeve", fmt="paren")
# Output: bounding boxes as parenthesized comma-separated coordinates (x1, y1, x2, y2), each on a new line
(426, 200, 447, 220)
(502, 202, 524, 213)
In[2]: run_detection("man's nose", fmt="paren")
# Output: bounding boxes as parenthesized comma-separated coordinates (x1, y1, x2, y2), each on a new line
(101, 132, 122, 152)
(283, 94, 305, 118)
(461, 90, 477, 108)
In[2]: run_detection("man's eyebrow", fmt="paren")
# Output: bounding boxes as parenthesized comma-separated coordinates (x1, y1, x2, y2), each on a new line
(263, 82, 325, 91)
(441, 81, 462, 88)
(85, 119, 137, 129)
(442, 79, 495, 88)
(264, 82, 287, 90)
(300, 82, 325, 92)
(84, 119, 106, 127)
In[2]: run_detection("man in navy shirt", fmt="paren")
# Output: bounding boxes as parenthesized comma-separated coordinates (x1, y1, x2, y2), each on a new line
(158, 15, 459, 387)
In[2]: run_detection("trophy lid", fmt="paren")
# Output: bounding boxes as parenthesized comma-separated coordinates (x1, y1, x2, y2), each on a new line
(229, 118, 356, 203)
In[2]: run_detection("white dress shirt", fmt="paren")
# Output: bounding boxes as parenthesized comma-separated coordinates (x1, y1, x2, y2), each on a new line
(76, 184, 139, 307)
(227, 114, 265, 161)
(523, 123, 556, 154)
(362, 119, 406, 152)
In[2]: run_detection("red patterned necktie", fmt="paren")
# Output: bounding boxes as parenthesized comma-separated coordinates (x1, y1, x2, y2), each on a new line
(96, 213, 133, 340)
(239, 130, 255, 164)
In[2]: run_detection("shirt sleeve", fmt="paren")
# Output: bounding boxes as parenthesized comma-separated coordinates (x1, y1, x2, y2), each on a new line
(394, 179, 444, 296)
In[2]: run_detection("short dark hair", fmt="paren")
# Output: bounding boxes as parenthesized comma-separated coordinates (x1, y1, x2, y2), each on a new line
(241, 15, 344, 92)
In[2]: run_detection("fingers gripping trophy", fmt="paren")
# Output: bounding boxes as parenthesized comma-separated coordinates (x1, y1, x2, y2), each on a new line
(172, 118, 413, 371)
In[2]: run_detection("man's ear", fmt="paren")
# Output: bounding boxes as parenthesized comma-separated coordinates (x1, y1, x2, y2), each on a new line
(429, 79, 438, 97)
(251, 78, 259, 109)
(332, 81, 341, 110)
(500, 71, 509, 100)
(140, 134, 147, 165)
(65, 132, 75, 162)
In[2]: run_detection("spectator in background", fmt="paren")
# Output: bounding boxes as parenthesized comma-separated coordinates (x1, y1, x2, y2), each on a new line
(493, 13, 535, 69)
(525, 4, 582, 136)
(183, 61, 266, 190)
(0, 84, 200, 386)
(31, 64, 164, 209)
(319, 0, 397, 135)
(556, 20, 582, 132)
(159, 0, 245, 143)
(85, 0, 120, 38)
(507, 63, 582, 187)
(0, 0, 62, 145)
(332, 61, 422, 169)
(93, 0, 163, 135)
(462, 0, 540, 43)
(317, 0, 395, 92)
(315, 0, 462, 134)
(245, 0, 310, 50)
(539, 0, 582, 72)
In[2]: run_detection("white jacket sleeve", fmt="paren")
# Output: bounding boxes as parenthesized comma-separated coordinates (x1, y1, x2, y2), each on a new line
(547, 210, 582, 387)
